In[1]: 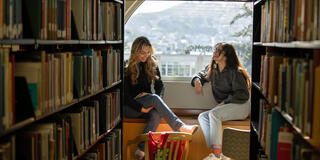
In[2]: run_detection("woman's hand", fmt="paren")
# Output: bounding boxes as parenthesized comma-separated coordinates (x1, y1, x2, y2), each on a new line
(195, 79, 204, 96)
(141, 106, 154, 113)
(217, 101, 225, 106)
(135, 92, 149, 99)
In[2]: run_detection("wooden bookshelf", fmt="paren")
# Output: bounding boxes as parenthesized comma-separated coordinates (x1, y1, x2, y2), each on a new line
(78, 40, 107, 45)
(254, 41, 320, 49)
(36, 99, 79, 120)
(36, 40, 80, 45)
(78, 80, 122, 102)
(0, 117, 35, 138)
(106, 40, 123, 44)
(251, 0, 320, 158)
(0, 80, 122, 139)
(254, 0, 265, 6)
(73, 120, 122, 160)
(0, 0, 124, 159)
(251, 121, 259, 137)
(252, 82, 269, 104)
(0, 39, 123, 45)
(0, 39, 36, 45)
(274, 107, 320, 153)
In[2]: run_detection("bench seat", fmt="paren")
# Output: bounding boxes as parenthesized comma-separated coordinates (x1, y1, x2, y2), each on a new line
(123, 117, 250, 126)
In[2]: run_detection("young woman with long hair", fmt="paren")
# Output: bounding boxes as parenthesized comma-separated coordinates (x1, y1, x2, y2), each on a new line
(124, 36, 198, 159)
(191, 42, 251, 160)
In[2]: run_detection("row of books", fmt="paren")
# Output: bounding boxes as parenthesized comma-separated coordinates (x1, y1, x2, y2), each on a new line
(259, 49, 320, 138)
(0, 47, 121, 133)
(0, 0, 122, 40)
(0, 48, 14, 131)
(80, 129, 121, 160)
(258, 49, 320, 150)
(257, 108, 320, 160)
(65, 91, 120, 156)
(98, 91, 121, 135)
(258, 105, 287, 159)
(0, 91, 121, 160)
(0, 0, 23, 39)
(260, 0, 320, 42)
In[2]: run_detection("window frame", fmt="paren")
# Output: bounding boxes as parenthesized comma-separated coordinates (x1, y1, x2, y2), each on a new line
(124, 0, 253, 82)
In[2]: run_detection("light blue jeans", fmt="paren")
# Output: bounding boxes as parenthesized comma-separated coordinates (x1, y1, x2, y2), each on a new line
(198, 100, 250, 148)
(124, 94, 185, 150)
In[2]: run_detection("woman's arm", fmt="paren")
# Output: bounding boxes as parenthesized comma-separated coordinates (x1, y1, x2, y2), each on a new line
(124, 75, 144, 112)
(190, 65, 210, 87)
(154, 66, 165, 98)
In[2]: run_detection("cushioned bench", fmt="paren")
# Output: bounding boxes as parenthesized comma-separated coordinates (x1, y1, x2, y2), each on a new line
(123, 107, 250, 125)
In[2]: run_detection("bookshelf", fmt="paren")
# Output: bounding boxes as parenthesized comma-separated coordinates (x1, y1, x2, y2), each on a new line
(0, 40, 123, 45)
(0, 0, 124, 159)
(254, 41, 320, 49)
(251, 0, 320, 159)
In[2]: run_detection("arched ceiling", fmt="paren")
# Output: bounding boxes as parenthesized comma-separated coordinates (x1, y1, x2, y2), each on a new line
(124, 0, 144, 24)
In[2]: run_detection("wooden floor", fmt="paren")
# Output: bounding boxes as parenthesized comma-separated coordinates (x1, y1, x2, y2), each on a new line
(123, 117, 250, 160)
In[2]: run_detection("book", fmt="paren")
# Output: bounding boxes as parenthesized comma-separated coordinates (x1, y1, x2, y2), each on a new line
(22, 0, 41, 38)
(73, 53, 84, 98)
(311, 65, 320, 147)
(15, 62, 42, 116)
(0, 49, 4, 132)
(71, 0, 85, 39)
(14, 77, 35, 122)
(269, 109, 286, 160)
(64, 112, 82, 155)
(276, 126, 293, 160)
(267, 54, 282, 105)
(285, 58, 293, 116)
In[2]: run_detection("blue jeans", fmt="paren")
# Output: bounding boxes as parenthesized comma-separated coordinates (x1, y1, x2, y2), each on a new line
(198, 100, 250, 148)
(124, 94, 184, 150)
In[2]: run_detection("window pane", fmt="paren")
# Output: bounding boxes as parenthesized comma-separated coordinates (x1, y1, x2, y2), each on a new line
(161, 64, 167, 76)
(179, 65, 185, 76)
(125, 1, 252, 80)
(185, 65, 190, 77)
(173, 63, 179, 76)
(167, 64, 173, 76)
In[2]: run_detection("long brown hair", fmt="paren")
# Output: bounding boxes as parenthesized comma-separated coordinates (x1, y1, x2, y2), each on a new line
(207, 42, 251, 89)
(126, 36, 158, 85)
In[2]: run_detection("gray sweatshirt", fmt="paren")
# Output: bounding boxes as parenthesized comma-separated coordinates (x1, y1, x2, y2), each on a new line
(191, 65, 249, 104)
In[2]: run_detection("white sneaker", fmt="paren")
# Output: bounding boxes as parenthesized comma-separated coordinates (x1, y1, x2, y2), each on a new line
(203, 153, 220, 160)
(134, 149, 145, 160)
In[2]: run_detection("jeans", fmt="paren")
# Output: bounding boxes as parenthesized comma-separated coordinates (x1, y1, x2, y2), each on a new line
(198, 100, 250, 148)
(124, 94, 185, 150)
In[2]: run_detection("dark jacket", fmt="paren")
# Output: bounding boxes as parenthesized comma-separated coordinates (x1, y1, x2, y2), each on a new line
(124, 62, 164, 112)
(191, 65, 249, 104)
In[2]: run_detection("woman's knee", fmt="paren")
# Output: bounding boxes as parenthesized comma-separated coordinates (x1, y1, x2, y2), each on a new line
(209, 110, 220, 120)
(198, 112, 207, 121)
(149, 93, 160, 100)
(149, 94, 162, 104)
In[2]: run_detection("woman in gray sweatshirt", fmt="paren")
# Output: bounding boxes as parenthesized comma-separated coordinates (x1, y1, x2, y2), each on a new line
(191, 42, 251, 160)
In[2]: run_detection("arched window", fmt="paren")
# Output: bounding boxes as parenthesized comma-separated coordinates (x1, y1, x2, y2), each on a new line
(125, 0, 252, 80)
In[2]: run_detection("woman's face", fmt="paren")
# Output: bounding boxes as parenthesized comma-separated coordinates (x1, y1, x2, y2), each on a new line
(212, 45, 226, 63)
(137, 45, 151, 63)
